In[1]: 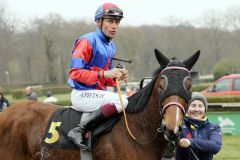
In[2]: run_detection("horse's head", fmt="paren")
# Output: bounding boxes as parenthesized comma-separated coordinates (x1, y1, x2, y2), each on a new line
(154, 49, 200, 143)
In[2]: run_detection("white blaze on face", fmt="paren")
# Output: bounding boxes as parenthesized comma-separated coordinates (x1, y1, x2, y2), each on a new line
(174, 107, 180, 134)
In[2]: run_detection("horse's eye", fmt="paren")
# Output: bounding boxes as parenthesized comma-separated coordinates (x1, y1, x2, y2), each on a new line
(159, 75, 168, 91)
(183, 76, 192, 92)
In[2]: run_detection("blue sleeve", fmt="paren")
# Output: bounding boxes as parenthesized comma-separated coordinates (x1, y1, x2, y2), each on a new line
(190, 125, 222, 154)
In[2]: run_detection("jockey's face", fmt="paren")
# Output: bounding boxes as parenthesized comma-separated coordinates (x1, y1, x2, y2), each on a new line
(97, 17, 120, 39)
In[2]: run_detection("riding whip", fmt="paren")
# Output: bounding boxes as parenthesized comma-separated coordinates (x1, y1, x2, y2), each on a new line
(112, 57, 132, 63)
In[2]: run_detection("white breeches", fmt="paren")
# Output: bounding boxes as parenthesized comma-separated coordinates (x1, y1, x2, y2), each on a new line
(70, 89, 128, 113)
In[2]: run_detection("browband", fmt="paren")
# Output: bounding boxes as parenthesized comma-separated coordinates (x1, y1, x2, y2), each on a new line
(160, 66, 190, 75)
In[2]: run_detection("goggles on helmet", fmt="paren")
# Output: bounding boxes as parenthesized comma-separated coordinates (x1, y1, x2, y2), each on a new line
(104, 8, 123, 16)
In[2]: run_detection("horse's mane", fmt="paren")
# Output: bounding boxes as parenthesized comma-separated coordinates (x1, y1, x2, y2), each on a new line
(126, 67, 162, 113)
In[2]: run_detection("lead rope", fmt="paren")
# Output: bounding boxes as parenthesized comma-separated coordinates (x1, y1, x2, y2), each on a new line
(116, 79, 136, 140)
(190, 147, 200, 160)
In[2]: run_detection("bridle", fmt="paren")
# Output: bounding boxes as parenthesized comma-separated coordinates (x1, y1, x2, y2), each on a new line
(158, 65, 192, 158)
(162, 102, 185, 115)
(158, 66, 191, 139)
(159, 66, 190, 113)
(160, 66, 190, 74)
(117, 65, 191, 145)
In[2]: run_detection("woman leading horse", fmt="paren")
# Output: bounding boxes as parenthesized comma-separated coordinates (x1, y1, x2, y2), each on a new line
(0, 49, 200, 160)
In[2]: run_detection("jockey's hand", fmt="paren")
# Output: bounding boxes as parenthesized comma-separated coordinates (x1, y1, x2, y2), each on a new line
(104, 68, 128, 80)
(119, 68, 128, 81)
(179, 138, 191, 148)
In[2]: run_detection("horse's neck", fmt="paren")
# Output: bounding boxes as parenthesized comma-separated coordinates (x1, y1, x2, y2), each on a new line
(121, 92, 161, 138)
(95, 90, 166, 159)
(107, 96, 166, 158)
(144, 93, 162, 124)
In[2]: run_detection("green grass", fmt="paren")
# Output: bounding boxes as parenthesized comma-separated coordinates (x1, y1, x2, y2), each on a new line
(37, 93, 70, 102)
(214, 135, 240, 160)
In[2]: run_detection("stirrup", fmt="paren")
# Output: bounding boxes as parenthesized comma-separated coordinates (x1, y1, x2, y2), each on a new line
(79, 143, 88, 151)
(80, 131, 92, 151)
(79, 132, 89, 151)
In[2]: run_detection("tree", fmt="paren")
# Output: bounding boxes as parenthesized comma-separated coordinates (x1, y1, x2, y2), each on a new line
(0, 1, 16, 85)
(212, 58, 240, 80)
(44, 35, 56, 82)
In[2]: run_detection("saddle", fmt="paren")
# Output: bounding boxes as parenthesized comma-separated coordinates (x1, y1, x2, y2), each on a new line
(41, 107, 121, 150)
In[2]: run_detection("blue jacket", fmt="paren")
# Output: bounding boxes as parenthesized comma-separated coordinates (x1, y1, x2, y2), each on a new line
(176, 116, 222, 160)
(68, 28, 116, 90)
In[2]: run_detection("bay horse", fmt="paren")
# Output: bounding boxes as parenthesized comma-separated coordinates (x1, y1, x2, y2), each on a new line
(0, 49, 200, 160)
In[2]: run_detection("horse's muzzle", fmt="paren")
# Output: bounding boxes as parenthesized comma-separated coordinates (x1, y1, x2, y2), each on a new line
(162, 125, 180, 143)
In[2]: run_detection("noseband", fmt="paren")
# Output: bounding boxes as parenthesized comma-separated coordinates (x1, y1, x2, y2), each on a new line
(162, 102, 185, 115)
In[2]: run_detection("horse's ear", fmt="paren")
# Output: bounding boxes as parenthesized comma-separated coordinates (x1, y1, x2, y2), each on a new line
(154, 49, 170, 67)
(183, 50, 200, 70)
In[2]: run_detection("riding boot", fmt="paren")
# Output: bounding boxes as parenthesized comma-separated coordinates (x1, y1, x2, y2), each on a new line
(67, 103, 118, 149)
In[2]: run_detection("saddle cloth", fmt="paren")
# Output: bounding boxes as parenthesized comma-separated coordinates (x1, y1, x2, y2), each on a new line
(41, 107, 121, 149)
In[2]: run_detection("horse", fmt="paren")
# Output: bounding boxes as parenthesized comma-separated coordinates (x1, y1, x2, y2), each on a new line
(0, 49, 200, 160)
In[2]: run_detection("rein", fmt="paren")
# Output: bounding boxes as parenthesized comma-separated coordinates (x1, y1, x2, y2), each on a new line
(116, 79, 161, 144)
(190, 148, 200, 160)
(116, 79, 136, 140)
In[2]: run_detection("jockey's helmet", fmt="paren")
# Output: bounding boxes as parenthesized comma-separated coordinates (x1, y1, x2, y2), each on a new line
(94, 3, 124, 22)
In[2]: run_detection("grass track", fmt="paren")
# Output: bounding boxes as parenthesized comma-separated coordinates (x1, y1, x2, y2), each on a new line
(214, 135, 240, 160)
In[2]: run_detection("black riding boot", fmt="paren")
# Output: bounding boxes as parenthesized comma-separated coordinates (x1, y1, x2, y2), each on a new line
(67, 103, 118, 149)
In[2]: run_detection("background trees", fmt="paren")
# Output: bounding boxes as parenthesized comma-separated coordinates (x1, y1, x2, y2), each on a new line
(0, 4, 240, 86)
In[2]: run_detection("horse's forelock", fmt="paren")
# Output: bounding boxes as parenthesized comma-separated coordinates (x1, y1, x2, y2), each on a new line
(167, 60, 186, 68)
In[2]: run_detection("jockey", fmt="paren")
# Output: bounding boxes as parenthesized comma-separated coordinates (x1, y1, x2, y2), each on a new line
(67, 3, 128, 149)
